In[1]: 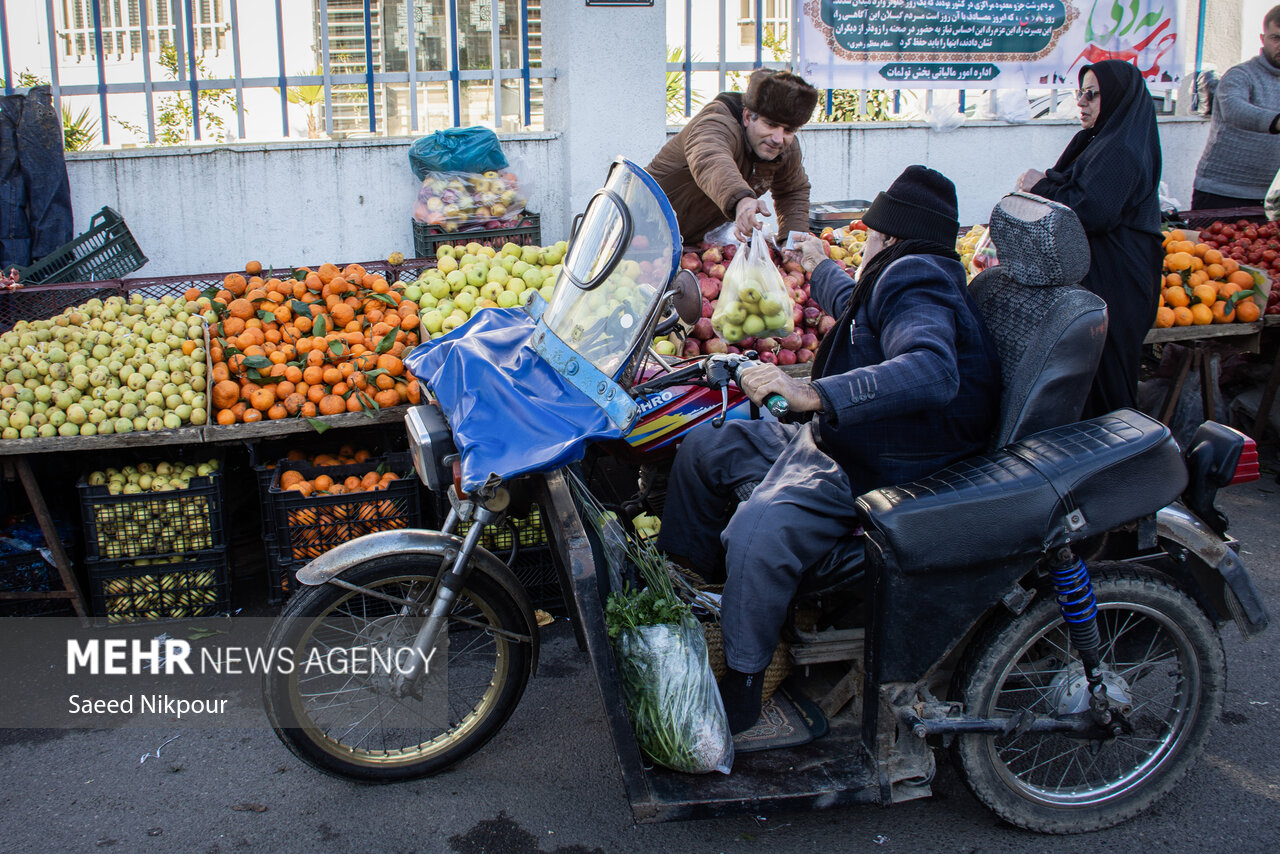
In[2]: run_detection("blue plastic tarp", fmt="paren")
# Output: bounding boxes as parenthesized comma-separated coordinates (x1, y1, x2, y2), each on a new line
(404, 308, 623, 492)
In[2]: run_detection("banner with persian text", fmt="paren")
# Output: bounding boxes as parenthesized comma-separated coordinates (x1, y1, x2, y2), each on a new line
(796, 1, 1182, 89)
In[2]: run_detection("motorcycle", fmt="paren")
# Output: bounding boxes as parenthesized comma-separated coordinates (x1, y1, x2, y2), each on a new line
(263, 159, 1270, 832)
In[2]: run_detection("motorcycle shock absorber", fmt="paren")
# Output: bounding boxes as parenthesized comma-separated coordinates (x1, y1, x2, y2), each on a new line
(1048, 547, 1112, 725)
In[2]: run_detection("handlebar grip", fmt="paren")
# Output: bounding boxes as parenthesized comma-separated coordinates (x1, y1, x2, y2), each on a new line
(764, 394, 790, 418)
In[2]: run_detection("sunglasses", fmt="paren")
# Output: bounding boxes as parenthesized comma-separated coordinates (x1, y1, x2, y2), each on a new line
(1075, 88, 1100, 104)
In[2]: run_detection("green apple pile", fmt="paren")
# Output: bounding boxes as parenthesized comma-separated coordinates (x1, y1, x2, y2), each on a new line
(402, 240, 567, 339)
(632, 512, 661, 541)
(0, 294, 208, 440)
(100, 563, 222, 624)
(458, 504, 549, 550)
(711, 266, 794, 344)
(86, 459, 221, 559)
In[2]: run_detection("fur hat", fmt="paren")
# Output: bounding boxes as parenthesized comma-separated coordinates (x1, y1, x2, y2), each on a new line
(862, 165, 960, 247)
(743, 70, 819, 130)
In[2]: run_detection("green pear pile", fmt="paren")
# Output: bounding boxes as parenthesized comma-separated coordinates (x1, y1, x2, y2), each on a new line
(99, 565, 222, 624)
(0, 294, 208, 440)
(401, 240, 567, 338)
(86, 459, 221, 559)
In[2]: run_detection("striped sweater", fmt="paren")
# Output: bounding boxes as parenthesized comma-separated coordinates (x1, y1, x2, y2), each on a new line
(1194, 53, 1280, 200)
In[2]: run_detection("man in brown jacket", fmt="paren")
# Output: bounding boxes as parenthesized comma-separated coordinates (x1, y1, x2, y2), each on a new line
(647, 69, 819, 245)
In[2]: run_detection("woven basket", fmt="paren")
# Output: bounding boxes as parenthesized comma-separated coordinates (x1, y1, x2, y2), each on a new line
(702, 622, 791, 702)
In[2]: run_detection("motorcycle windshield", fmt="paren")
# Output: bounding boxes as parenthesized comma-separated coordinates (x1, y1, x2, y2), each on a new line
(405, 158, 681, 492)
(540, 160, 681, 380)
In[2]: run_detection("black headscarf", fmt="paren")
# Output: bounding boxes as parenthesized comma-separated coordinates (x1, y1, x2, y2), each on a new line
(1035, 60, 1162, 233)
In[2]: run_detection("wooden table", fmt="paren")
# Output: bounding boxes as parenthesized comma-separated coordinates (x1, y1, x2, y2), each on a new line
(1142, 323, 1266, 427)
(0, 406, 411, 620)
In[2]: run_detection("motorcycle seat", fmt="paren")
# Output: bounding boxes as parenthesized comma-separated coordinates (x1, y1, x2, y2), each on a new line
(855, 409, 1188, 575)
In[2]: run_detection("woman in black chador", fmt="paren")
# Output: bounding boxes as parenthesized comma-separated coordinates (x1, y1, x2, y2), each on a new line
(1017, 59, 1163, 418)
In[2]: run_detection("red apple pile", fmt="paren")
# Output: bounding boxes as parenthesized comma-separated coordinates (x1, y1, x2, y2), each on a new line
(673, 242, 848, 364)
(1197, 219, 1280, 314)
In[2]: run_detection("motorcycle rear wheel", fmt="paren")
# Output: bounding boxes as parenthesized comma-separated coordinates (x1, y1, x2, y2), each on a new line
(263, 554, 533, 782)
(953, 565, 1224, 833)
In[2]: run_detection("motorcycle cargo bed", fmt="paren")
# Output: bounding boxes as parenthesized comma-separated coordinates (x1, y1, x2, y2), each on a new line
(538, 472, 887, 823)
(637, 730, 880, 822)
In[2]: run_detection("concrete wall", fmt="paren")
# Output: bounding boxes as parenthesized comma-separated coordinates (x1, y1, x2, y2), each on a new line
(795, 116, 1211, 227)
(64, 115, 1208, 277)
(63, 134, 562, 277)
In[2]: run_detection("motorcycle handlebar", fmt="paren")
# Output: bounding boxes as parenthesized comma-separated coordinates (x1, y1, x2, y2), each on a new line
(633, 353, 793, 421)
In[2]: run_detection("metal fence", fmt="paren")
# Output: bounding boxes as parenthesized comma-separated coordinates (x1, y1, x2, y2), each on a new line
(0, 0, 548, 146)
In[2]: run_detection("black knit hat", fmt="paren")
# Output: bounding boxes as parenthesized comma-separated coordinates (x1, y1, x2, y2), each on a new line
(743, 69, 819, 130)
(862, 165, 960, 247)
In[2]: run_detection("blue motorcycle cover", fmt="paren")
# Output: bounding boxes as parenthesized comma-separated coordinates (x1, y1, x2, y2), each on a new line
(404, 308, 623, 492)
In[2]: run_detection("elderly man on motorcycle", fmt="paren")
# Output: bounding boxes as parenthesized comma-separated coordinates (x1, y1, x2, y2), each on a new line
(657, 165, 1003, 733)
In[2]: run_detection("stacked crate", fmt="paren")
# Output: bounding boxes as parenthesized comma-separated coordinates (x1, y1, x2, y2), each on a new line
(78, 459, 228, 624)
(261, 451, 423, 602)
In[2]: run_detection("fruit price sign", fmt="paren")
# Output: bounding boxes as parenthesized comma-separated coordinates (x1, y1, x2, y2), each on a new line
(796, 0, 1182, 90)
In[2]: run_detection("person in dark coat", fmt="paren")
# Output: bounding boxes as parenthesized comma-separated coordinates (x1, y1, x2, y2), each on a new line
(1017, 60, 1163, 418)
(657, 166, 1002, 733)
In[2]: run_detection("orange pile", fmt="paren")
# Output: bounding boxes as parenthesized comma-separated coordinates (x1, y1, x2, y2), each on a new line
(1155, 231, 1263, 328)
(278, 466, 400, 498)
(192, 261, 423, 425)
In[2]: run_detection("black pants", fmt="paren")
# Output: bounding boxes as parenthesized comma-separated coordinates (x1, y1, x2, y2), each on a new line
(0, 85, 73, 269)
(656, 419, 860, 672)
(1190, 189, 1262, 212)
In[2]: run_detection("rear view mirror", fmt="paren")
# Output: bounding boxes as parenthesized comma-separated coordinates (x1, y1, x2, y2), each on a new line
(670, 270, 701, 325)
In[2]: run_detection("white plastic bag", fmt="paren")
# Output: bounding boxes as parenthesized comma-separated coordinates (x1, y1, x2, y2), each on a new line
(1266, 168, 1280, 222)
(613, 614, 734, 775)
(412, 169, 529, 230)
(711, 228, 795, 343)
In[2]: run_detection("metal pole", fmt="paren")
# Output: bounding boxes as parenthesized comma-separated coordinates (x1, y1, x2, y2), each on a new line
(90, 0, 110, 144)
(229, 0, 245, 140)
(44, 0, 65, 139)
(490, 0, 500, 130)
(718, 0, 726, 94)
(183, 0, 200, 140)
(1195, 0, 1208, 74)
(275, 0, 288, 137)
(754, 0, 762, 68)
(0, 1, 13, 95)
(139, 0, 155, 142)
(364, 0, 375, 134)
(520, 0, 530, 127)
(684, 0, 691, 115)
(320, 0, 333, 137)
(407, 0, 419, 131)
(447, 0, 460, 126)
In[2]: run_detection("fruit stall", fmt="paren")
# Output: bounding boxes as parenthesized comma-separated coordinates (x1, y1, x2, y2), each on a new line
(0, 226, 564, 623)
(3, 198, 1278, 626)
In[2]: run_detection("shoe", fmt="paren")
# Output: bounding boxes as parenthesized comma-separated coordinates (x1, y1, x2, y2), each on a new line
(719, 667, 766, 734)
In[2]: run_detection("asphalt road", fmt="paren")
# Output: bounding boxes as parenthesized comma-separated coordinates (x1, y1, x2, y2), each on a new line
(1, 479, 1278, 854)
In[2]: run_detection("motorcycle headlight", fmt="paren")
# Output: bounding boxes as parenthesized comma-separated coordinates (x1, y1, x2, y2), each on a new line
(404, 404, 453, 493)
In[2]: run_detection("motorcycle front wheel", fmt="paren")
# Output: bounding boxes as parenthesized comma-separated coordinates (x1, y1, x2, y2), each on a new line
(953, 565, 1225, 833)
(263, 554, 533, 782)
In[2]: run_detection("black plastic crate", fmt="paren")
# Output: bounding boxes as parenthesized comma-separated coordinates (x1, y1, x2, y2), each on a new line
(266, 451, 422, 569)
(87, 549, 230, 625)
(454, 503, 549, 554)
(78, 462, 226, 561)
(412, 213, 541, 259)
(509, 547, 563, 610)
(17, 206, 148, 285)
(0, 547, 77, 616)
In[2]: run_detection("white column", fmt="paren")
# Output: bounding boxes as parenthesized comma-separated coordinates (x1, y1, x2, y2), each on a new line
(541, 0, 669, 235)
